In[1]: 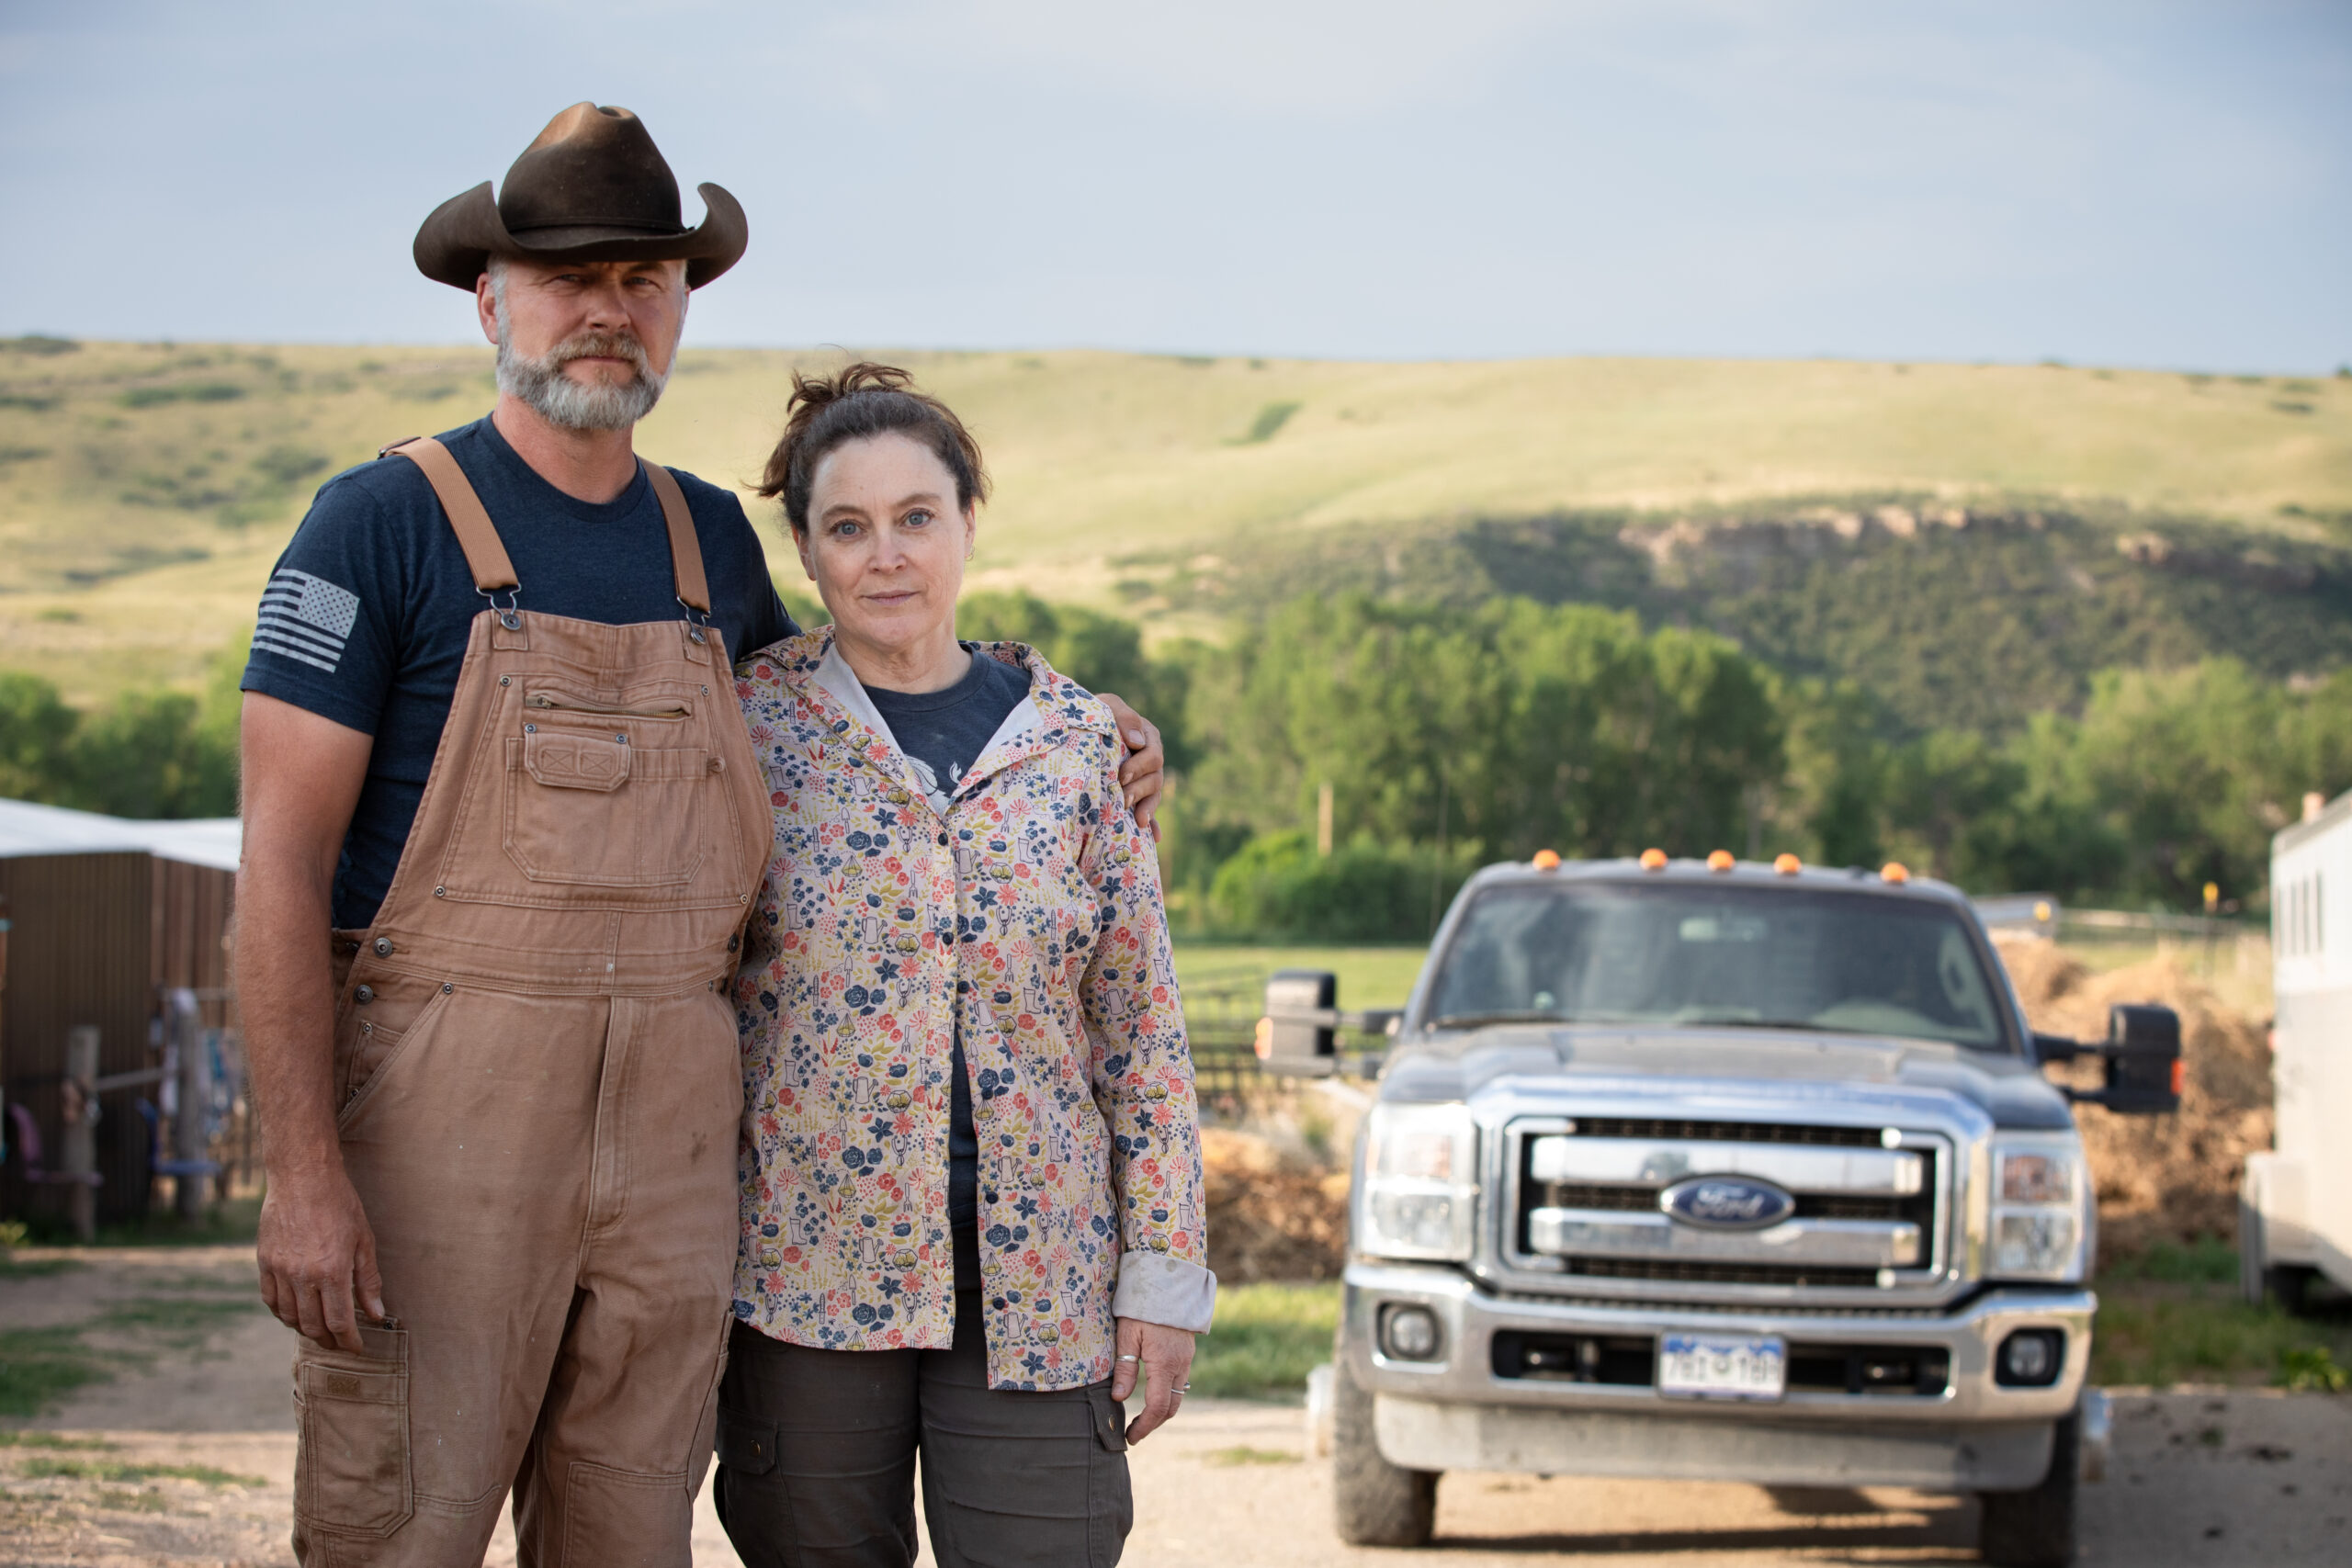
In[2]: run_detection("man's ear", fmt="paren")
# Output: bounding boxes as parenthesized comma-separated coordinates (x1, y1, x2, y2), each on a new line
(475, 273, 499, 348)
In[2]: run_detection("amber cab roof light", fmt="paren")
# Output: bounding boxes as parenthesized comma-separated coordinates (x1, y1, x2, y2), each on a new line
(1773, 852, 1803, 875)
(1639, 848, 1668, 871)
(1706, 850, 1735, 873)
(1532, 849, 1563, 871)
(1882, 862, 1911, 884)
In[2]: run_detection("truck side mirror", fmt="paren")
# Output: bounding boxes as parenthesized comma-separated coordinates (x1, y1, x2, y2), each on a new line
(2037, 1003, 2183, 1115)
(1258, 969, 1338, 1078)
(2099, 1003, 2183, 1115)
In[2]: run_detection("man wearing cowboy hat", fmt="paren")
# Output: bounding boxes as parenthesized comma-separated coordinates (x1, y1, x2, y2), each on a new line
(234, 104, 1165, 1566)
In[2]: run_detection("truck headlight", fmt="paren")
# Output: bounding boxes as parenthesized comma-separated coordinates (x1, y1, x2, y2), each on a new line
(1356, 1102, 1478, 1262)
(1988, 1136, 2089, 1281)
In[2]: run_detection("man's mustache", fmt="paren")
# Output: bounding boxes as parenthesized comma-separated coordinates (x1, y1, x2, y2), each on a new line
(548, 331, 652, 378)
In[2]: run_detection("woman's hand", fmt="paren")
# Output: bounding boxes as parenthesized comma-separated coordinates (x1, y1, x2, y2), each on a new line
(1112, 1316, 1196, 1443)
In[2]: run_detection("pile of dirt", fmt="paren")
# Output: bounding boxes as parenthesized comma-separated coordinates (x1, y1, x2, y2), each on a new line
(1201, 1126, 1351, 1283)
(1992, 936, 2273, 1257)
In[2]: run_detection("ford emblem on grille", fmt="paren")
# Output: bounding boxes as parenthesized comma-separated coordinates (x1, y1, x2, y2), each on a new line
(1659, 1175, 1795, 1230)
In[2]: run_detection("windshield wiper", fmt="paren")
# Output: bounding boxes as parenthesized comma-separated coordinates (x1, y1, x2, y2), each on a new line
(1430, 1010, 1572, 1031)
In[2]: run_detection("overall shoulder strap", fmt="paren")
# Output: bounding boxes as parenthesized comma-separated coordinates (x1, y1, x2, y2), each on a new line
(381, 436, 519, 593)
(641, 460, 711, 616)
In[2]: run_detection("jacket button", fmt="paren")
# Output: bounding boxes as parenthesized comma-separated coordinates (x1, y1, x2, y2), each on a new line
(373, 938, 393, 957)
(728, 934, 741, 952)
(354, 986, 374, 1004)
(937, 832, 949, 846)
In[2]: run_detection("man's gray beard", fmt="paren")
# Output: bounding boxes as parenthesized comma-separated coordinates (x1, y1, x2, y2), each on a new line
(495, 326, 668, 432)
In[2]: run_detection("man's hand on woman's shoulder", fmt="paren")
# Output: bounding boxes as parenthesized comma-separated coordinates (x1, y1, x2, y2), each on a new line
(1097, 693, 1164, 839)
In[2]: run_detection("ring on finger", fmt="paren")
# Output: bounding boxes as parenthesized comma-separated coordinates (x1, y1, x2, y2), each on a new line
(1117, 1354, 1140, 1362)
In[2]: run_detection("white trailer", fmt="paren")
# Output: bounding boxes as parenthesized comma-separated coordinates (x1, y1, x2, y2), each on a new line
(2242, 788, 2352, 1308)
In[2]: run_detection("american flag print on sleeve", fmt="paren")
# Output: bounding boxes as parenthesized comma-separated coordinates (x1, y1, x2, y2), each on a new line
(253, 568, 362, 673)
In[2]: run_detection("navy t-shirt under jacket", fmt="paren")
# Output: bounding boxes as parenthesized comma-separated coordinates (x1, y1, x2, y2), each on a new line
(240, 414, 795, 931)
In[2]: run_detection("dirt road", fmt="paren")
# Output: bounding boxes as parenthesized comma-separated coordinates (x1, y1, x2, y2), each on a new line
(6, 1246, 2347, 1566)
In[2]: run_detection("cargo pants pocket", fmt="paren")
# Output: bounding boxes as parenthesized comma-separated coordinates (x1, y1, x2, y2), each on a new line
(1085, 1383, 1135, 1568)
(294, 1325, 413, 1539)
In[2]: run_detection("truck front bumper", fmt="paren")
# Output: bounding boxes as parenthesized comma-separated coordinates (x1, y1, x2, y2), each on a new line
(1345, 1261, 2097, 1491)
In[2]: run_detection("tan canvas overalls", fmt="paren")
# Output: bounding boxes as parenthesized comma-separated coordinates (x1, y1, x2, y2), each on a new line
(294, 437, 767, 1567)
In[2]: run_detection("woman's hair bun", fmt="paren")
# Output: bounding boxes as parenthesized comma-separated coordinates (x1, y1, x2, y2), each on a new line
(759, 362, 988, 534)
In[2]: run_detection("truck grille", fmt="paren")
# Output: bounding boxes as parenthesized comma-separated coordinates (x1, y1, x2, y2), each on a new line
(1507, 1119, 1949, 1296)
(1492, 1330, 1951, 1396)
(1566, 1117, 1886, 1148)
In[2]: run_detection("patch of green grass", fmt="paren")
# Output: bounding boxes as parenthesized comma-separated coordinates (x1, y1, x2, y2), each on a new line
(2279, 1346, 2346, 1393)
(1172, 942, 1429, 1013)
(91, 1485, 175, 1513)
(12, 1194, 262, 1249)
(18, 1456, 266, 1487)
(1237, 400, 1301, 445)
(0, 1430, 119, 1450)
(1203, 1445, 1299, 1466)
(2100, 1234, 2238, 1284)
(2091, 1280, 2352, 1389)
(0, 1253, 82, 1280)
(0, 1327, 115, 1419)
(1192, 1281, 1340, 1399)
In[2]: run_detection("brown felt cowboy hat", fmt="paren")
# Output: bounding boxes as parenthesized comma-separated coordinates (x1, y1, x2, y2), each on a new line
(413, 103, 747, 290)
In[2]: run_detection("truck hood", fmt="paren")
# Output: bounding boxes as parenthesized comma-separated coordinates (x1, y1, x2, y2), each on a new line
(1379, 1024, 2075, 1131)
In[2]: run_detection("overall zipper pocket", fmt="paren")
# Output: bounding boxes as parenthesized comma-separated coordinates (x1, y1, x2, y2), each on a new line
(523, 691, 692, 719)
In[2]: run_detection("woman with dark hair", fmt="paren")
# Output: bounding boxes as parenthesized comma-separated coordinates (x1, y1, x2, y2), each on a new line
(718, 365, 1213, 1567)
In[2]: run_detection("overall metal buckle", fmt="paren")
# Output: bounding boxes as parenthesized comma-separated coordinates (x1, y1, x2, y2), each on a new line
(482, 586, 522, 631)
(679, 595, 712, 645)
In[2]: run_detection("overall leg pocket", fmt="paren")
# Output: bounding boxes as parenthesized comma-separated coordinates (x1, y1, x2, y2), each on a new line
(294, 1325, 413, 1539)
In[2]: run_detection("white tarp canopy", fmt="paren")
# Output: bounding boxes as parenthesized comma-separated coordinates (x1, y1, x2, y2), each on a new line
(0, 797, 241, 874)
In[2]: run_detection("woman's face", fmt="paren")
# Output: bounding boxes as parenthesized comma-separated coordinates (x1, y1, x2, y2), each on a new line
(797, 432, 975, 657)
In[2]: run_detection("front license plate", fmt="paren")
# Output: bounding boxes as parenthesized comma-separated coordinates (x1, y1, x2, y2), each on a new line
(1657, 1333, 1786, 1401)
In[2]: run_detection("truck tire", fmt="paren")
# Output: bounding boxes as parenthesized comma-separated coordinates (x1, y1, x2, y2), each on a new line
(1331, 1357, 1437, 1547)
(1978, 1413, 2077, 1568)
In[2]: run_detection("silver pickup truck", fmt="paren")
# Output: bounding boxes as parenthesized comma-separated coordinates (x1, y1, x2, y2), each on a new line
(1263, 852, 2181, 1568)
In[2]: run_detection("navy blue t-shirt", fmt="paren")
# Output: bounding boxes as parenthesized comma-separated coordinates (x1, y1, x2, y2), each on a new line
(240, 414, 796, 930)
(864, 649, 1032, 1289)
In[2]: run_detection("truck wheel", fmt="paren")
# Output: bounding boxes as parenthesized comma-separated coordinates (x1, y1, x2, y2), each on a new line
(1331, 1357, 1437, 1547)
(1978, 1414, 2077, 1568)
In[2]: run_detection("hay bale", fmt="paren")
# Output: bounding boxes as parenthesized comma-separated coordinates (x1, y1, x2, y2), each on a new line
(1991, 935, 2272, 1255)
(1202, 1127, 1349, 1283)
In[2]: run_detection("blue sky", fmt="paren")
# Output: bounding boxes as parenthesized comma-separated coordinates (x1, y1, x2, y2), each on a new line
(2, 1, 2345, 368)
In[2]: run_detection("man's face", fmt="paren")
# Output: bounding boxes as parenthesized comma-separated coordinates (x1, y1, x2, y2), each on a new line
(476, 257, 688, 432)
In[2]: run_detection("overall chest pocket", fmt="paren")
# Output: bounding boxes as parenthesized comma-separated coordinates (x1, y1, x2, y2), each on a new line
(503, 725, 719, 888)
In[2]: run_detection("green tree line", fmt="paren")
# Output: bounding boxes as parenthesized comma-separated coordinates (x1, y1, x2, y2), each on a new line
(0, 647, 242, 820)
(6, 592, 2346, 941)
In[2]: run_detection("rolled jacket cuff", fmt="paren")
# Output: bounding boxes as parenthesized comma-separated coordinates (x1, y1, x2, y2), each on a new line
(1110, 1251, 1217, 1333)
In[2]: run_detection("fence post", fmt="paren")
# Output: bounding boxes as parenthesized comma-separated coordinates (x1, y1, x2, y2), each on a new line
(174, 998, 209, 1221)
(62, 1025, 99, 1243)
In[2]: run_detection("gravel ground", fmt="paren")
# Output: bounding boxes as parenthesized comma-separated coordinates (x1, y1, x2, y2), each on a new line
(6, 1246, 2347, 1566)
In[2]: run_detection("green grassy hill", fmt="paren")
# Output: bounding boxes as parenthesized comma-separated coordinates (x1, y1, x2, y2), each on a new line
(1, 334, 2346, 708)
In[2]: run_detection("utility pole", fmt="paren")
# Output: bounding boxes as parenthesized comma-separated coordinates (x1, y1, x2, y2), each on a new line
(1317, 782, 1334, 857)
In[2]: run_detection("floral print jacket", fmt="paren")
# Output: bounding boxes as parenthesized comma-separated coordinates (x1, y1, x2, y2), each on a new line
(729, 629, 1214, 1391)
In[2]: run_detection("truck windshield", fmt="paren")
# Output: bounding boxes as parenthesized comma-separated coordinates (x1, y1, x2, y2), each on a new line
(1427, 882, 2011, 1051)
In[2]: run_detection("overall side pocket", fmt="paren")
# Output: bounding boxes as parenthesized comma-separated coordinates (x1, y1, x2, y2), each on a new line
(294, 1324, 413, 1538)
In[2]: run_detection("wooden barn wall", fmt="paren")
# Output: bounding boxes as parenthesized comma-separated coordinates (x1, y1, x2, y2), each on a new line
(0, 852, 157, 1226)
(152, 856, 237, 1031)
